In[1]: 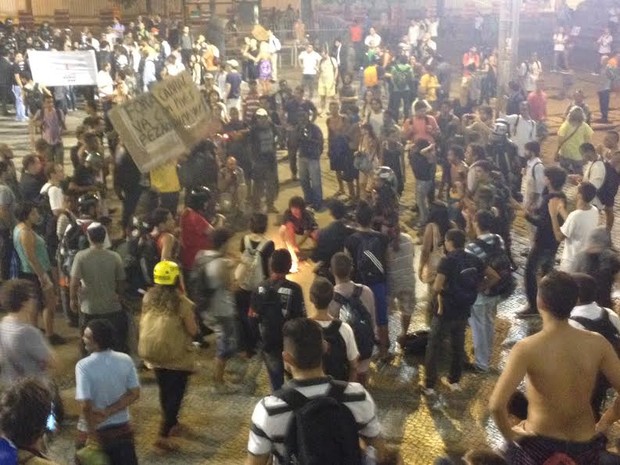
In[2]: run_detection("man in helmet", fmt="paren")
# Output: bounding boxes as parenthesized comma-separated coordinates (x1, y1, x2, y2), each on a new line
(70, 223, 128, 355)
(487, 119, 521, 199)
(179, 186, 214, 275)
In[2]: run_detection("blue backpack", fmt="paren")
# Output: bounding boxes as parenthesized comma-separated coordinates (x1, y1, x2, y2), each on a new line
(0, 438, 17, 465)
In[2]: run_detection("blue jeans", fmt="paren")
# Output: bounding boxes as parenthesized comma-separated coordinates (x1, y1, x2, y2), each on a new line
(11, 85, 25, 120)
(263, 351, 285, 392)
(415, 179, 433, 226)
(299, 157, 323, 209)
(468, 294, 500, 370)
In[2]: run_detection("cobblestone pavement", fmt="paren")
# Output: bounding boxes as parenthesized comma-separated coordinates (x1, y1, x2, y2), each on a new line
(2, 69, 620, 464)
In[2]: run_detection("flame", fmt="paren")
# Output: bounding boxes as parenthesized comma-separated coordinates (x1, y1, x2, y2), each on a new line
(286, 243, 299, 274)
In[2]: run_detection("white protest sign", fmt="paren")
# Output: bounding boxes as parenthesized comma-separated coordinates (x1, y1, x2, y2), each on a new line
(28, 50, 98, 87)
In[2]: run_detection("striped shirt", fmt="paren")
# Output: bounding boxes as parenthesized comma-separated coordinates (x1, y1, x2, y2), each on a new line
(465, 233, 505, 262)
(247, 377, 381, 463)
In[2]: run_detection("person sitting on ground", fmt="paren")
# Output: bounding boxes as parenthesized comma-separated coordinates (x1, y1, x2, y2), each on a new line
(570, 272, 620, 421)
(245, 317, 385, 465)
(0, 378, 61, 465)
(279, 196, 318, 255)
(328, 252, 376, 385)
(490, 271, 620, 464)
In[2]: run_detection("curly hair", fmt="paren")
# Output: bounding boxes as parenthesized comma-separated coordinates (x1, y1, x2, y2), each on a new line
(0, 378, 52, 448)
(143, 284, 181, 316)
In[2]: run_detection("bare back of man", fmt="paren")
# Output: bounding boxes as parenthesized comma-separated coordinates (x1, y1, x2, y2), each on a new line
(491, 320, 620, 443)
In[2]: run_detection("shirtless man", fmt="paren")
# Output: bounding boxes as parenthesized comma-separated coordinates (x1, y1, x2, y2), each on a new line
(490, 271, 620, 464)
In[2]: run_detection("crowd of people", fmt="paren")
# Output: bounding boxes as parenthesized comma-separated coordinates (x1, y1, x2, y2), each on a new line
(2, 7, 620, 465)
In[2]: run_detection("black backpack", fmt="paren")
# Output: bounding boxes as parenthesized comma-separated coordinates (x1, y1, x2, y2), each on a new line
(136, 233, 160, 288)
(443, 253, 483, 309)
(333, 285, 375, 360)
(474, 236, 516, 299)
(25, 83, 44, 115)
(354, 232, 386, 284)
(256, 280, 287, 353)
(595, 160, 620, 207)
(58, 216, 90, 277)
(321, 321, 350, 382)
(571, 308, 620, 356)
(33, 187, 58, 252)
(273, 380, 363, 465)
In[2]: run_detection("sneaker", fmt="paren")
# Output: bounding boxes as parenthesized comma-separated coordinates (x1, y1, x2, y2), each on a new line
(419, 383, 436, 397)
(48, 334, 66, 345)
(441, 377, 462, 392)
(463, 362, 489, 374)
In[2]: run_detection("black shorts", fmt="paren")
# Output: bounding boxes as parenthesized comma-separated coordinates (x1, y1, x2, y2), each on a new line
(17, 271, 47, 312)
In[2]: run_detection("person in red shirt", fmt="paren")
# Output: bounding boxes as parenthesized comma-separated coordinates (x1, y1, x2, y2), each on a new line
(180, 186, 214, 274)
(402, 100, 440, 144)
(349, 19, 364, 68)
(527, 78, 547, 122)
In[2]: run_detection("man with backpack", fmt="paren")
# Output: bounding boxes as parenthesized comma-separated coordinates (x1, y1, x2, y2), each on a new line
(70, 224, 127, 355)
(328, 252, 376, 385)
(387, 55, 414, 120)
(423, 229, 489, 396)
(309, 277, 359, 382)
(464, 211, 507, 374)
(570, 272, 620, 419)
(245, 317, 384, 465)
(345, 201, 390, 363)
(250, 248, 305, 391)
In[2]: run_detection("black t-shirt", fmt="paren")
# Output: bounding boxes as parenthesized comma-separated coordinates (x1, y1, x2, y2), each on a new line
(282, 209, 318, 235)
(19, 172, 45, 203)
(240, 237, 275, 277)
(71, 165, 97, 189)
(437, 249, 485, 319)
(311, 220, 355, 264)
(11, 62, 29, 86)
(527, 192, 566, 251)
(410, 151, 434, 181)
(284, 99, 317, 125)
(250, 277, 306, 353)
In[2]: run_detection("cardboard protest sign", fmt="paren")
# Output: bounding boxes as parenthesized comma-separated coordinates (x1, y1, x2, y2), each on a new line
(108, 93, 188, 173)
(109, 71, 222, 173)
(28, 50, 98, 87)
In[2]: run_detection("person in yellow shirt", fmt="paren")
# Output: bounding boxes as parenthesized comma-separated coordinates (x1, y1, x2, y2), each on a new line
(149, 159, 181, 215)
(418, 66, 441, 106)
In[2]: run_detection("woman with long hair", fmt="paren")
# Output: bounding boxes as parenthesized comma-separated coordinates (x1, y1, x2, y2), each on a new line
(140, 260, 198, 451)
(418, 201, 452, 324)
(355, 123, 380, 200)
(149, 208, 179, 262)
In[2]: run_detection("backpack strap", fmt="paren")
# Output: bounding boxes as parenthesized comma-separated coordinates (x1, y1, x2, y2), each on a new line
(326, 379, 348, 402)
(352, 284, 363, 300)
(273, 386, 310, 411)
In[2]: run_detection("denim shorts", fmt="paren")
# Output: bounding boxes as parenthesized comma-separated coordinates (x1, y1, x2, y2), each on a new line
(213, 316, 238, 359)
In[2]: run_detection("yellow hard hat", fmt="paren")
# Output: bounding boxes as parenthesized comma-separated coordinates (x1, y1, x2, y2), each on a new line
(153, 260, 180, 286)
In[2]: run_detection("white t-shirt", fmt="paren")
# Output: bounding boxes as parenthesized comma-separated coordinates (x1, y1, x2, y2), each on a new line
(583, 159, 607, 208)
(524, 157, 545, 208)
(40, 183, 63, 212)
(505, 114, 537, 157)
(364, 33, 382, 49)
(316, 319, 359, 362)
(428, 20, 439, 37)
(560, 207, 600, 271)
(298, 50, 321, 75)
(553, 34, 567, 52)
(408, 24, 420, 44)
(598, 34, 613, 55)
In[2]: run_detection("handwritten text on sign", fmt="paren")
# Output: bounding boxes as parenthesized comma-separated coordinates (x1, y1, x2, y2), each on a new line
(152, 71, 207, 129)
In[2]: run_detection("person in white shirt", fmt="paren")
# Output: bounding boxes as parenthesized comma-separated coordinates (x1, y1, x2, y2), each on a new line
(569, 272, 620, 419)
(551, 181, 599, 271)
(41, 164, 64, 215)
(552, 27, 568, 71)
(505, 101, 538, 158)
(267, 29, 281, 81)
(164, 54, 185, 77)
(427, 16, 439, 40)
(364, 27, 382, 51)
(596, 28, 613, 74)
(298, 44, 321, 99)
(580, 142, 606, 210)
(520, 53, 542, 93)
(523, 141, 546, 240)
(408, 19, 421, 52)
(96, 63, 114, 111)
